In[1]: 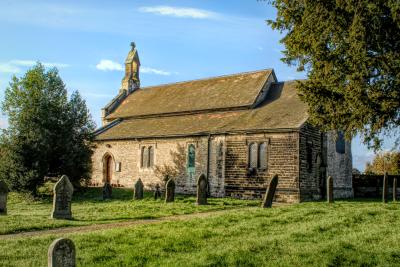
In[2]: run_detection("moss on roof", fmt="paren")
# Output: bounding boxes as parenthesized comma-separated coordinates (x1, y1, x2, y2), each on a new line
(96, 81, 308, 140)
(107, 69, 272, 119)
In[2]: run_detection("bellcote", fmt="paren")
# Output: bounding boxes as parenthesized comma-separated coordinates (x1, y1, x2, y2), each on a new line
(120, 42, 140, 93)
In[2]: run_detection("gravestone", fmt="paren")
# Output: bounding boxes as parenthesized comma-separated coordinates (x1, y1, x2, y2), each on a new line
(165, 178, 175, 203)
(196, 174, 208, 205)
(48, 238, 76, 267)
(133, 178, 144, 200)
(0, 180, 8, 215)
(154, 184, 162, 200)
(102, 183, 112, 200)
(394, 178, 398, 202)
(327, 176, 334, 203)
(51, 175, 73, 219)
(261, 174, 278, 208)
(383, 172, 388, 203)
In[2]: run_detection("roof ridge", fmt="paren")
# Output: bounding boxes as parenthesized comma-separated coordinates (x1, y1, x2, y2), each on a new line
(139, 68, 273, 90)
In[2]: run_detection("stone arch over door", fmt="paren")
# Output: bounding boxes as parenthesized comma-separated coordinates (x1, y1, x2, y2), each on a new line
(102, 153, 115, 184)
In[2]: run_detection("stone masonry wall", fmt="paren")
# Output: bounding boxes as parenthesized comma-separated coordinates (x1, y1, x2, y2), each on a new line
(91, 136, 225, 197)
(224, 132, 300, 203)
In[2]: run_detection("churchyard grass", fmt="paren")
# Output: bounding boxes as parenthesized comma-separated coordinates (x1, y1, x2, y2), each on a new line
(1, 200, 399, 266)
(0, 188, 258, 235)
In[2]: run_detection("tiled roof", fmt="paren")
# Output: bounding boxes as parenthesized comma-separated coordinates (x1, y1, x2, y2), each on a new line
(106, 69, 273, 119)
(96, 81, 308, 140)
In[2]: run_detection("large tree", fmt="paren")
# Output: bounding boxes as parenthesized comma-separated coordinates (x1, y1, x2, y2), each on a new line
(0, 63, 95, 193)
(268, 0, 400, 150)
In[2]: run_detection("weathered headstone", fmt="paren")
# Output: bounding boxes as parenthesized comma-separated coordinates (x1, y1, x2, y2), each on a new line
(394, 178, 398, 202)
(0, 180, 9, 215)
(261, 174, 279, 208)
(165, 178, 175, 203)
(154, 184, 162, 200)
(327, 176, 334, 203)
(48, 238, 76, 267)
(133, 178, 144, 200)
(383, 172, 388, 203)
(102, 183, 112, 200)
(51, 175, 73, 219)
(196, 174, 208, 205)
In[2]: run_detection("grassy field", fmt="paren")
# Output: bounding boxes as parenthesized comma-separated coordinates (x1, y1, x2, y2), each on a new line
(1, 199, 399, 266)
(0, 188, 258, 235)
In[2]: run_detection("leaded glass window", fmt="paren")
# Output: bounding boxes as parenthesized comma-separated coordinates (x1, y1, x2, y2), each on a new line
(188, 144, 196, 168)
(258, 142, 267, 169)
(249, 143, 257, 168)
(148, 146, 154, 167)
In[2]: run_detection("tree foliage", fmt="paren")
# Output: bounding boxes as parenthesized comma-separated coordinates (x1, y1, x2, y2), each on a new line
(0, 63, 96, 193)
(365, 151, 400, 175)
(268, 0, 400, 150)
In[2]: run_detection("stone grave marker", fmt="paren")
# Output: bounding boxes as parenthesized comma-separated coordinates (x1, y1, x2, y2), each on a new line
(0, 180, 8, 215)
(51, 175, 73, 219)
(102, 183, 112, 200)
(196, 174, 208, 205)
(165, 178, 175, 203)
(154, 184, 162, 200)
(48, 238, 76, 267)
(261, 174, 278, 208)
(327, 176, 334, 203)
(383, 172, 388, 203)
(134, 178, 144, 200)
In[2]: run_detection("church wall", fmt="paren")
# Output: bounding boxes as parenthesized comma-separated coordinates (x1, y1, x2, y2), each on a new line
(90, 136, 225, 197)
(224, 132, 301, 203)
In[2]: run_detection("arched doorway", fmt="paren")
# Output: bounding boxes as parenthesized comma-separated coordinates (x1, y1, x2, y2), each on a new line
(103, 153, 114, 184)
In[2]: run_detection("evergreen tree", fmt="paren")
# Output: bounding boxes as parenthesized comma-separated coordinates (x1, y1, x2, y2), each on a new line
(0, 63, 95, 193)
(268, 0, 400, 150)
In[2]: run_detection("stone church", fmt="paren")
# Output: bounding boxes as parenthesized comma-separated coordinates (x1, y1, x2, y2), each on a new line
(90, 43, 353, 202)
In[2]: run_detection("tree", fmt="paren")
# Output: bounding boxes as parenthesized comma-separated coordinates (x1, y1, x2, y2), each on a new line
(0, 63, 96, 193)
(268, 0, 400, 150)
(365, 151, 400, 175)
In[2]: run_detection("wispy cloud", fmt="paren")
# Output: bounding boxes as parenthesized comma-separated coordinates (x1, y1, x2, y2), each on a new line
(141, 67, 172, 76)
(0, 60, 69, 74)
(95, 59, 123, 71)
(10, 60, 69, 68)
(95, 59, 174, 76)
(138, 6, 219, 19)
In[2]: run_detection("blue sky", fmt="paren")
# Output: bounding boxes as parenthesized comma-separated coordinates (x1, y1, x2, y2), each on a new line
(0, 0, 395, 171)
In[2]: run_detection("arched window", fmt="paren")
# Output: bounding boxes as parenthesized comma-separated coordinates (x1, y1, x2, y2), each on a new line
(249, 143, 257, 168)
(258, 142, 267, 169)
(148, 146, 154, 167)
(188, 144, 196, 168)
(141, 146, 149, 168)
(307, 141, 313, 172)
(336, 131, 345, 154)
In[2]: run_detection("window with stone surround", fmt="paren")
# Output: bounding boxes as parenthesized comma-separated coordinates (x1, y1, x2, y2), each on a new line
(140, 147, 146, 168)
(249, 143, 258, 169)
(335, 131, 345, 154)
(258, 142, 267, 169)
(187, 144, 196, 176)
(148, 146, 154, 168)
(306, 140, 313, 172)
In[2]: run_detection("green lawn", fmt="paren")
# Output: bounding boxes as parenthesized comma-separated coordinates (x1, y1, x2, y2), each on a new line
(0, 188, 258, 235)
(1, 199, 399, 266)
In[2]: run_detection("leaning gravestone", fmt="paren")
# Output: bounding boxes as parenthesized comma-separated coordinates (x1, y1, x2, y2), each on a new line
(327, 176, 334, 203)
(154, 184, 162, 200)
(383, 172, 388, 203)
(51, 175, 74, 219)
(134, 178, 144, 200)
(196, 174, 208, 205)
(165, 178, 175, 203)
(102, 183, 112, 200)
(0, 180, 8, 215)
(394, 178, 398, 202)
(261, 174, 278, 208)
(48, 238, 76, 267)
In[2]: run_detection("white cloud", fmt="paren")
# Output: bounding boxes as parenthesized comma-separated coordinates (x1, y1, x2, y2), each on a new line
(0, 63, 21, 73)
(95, 60, 123, 71)
(141, 67, 171, 76)
(0, 60, 69, 74)
(138, 6, 218, 19)
(10, 60, 69, 68)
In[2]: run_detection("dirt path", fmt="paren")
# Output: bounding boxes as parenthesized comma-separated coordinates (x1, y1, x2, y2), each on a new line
(0, 207, 255, 240)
